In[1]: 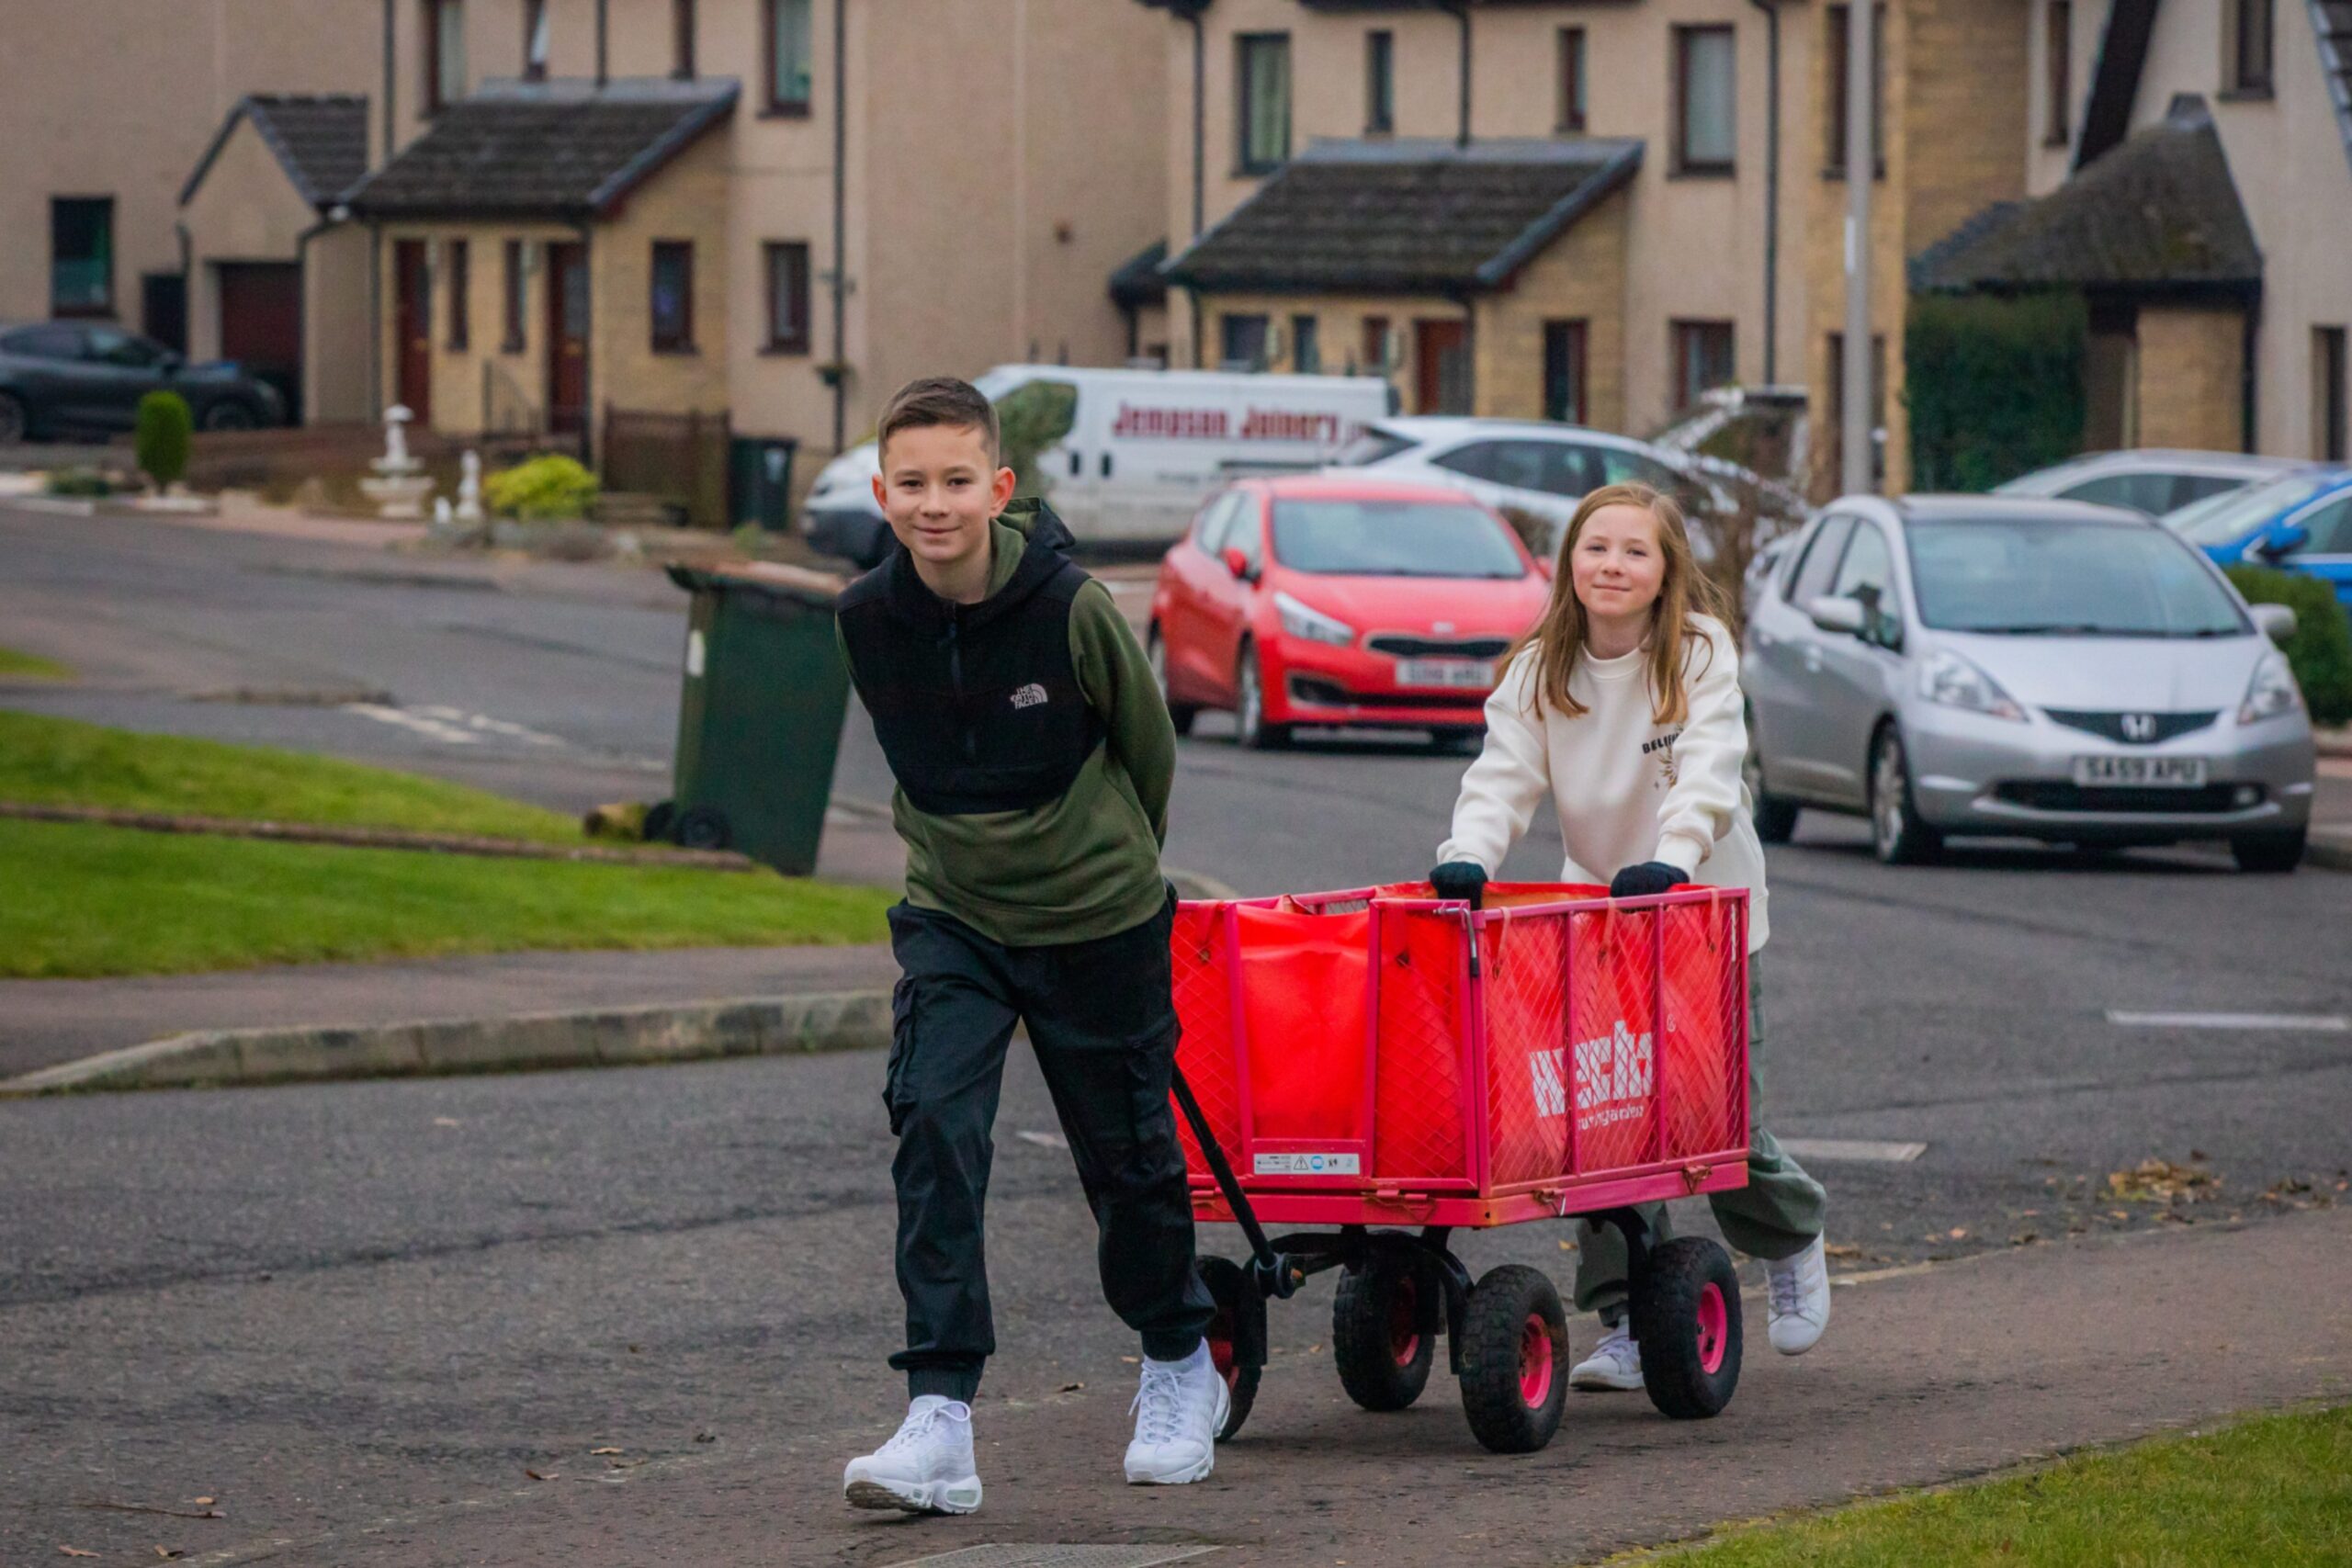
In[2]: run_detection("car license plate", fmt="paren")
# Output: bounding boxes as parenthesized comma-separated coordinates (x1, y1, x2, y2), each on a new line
(1396, 659, 1494, 690)
(2071, 755, 2208, 787)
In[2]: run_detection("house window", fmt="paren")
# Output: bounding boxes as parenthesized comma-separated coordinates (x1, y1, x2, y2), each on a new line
(1361, 315, 1391, 375)
(502, 240, 526, 352)
(1221, 313, 1269, 371)
(2225, 0, 2273, 95)
(1291, 314, 1321, 374)
(1365, 29, 1394, 134)
(673, 0, 695, 78)
(446, 239, 469, 351)
(766, 0, 813, 114)
(50, 197, 113, 317)
(765, 242, 810, 353)
(650, 241, 695, 354)
(424, 0, 466, 115)
(1544, 321, 1589, 424)
(1238, 33, 1291, 175)
(1558, 28, 1589, 133)
(1825, 5, 1886, 176)
(522, 0, 548, 79)
(2318, 327, 2348, 464)
(2043, 1, 2072, 145)
(1672, 320, 1736, 412)
(1673, 26, 1736, 175)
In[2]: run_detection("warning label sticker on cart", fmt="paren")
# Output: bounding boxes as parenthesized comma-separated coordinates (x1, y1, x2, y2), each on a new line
(1253, 1151, 1362, 1176)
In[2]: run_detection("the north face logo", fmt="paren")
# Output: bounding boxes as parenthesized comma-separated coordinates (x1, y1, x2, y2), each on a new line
(1010, 682, 1049, 711)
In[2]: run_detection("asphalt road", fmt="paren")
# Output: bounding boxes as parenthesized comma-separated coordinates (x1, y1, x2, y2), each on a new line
(3, 505, 2350, 1562)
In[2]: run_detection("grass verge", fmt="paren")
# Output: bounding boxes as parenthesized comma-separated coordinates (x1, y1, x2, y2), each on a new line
(0, 708, 586, 843)
(1645, 1404, 2352, 1567)
(0, 647, 74, 681)
(0, 818, 894, 977)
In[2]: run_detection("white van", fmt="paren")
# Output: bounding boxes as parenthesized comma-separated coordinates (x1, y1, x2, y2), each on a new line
(800, 365, 1396, 565)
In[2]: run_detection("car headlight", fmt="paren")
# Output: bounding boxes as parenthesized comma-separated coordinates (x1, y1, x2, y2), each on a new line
(2239, 649, 2302, 725)
(1918, 647, 2025, 721)
(1272, 590, 1356, 648)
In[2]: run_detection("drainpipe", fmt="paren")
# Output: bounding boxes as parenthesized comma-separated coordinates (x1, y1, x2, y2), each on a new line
(830, 0, 848, 452)
(380, 0, 396, 162)
(291, 213, 338, 425)
(1446, 1, 1472, 147)
(1840, 0, 1874, 494)
(1182, 2, 1205, 369)
(368, 220, 383, 420)
(1748, 0, 1780, 385)
(595, 0, 610, 85)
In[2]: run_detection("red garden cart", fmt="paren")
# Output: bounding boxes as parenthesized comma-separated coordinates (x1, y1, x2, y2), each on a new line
(1167, 881, 1752, 1453)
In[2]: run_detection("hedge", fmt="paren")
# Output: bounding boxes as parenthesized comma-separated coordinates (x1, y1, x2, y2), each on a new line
(1905, 292, 2086, 493)
(2225, 566, 2352, 727)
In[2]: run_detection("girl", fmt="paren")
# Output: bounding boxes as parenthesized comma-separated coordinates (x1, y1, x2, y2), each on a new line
(1429, 482, 1829, 1390)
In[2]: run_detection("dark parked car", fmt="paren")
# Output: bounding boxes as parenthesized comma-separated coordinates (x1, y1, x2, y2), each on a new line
(0, 321, 286, 443)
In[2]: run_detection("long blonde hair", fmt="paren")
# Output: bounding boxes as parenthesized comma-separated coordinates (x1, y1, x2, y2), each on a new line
(1509, 483, 1732, 726)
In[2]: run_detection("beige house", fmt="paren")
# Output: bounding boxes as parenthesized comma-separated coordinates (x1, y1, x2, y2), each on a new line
(1140, 0, 1818, 435)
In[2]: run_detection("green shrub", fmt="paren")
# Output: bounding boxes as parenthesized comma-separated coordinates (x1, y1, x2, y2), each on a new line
(134, 390, 194, 491)
(42, 468, 116, 498)
(1904, 291, 2086, 492)
(484, 454, 600, 522)
(996, 378, 1078, 500)
(2225, 566, 2352, 727)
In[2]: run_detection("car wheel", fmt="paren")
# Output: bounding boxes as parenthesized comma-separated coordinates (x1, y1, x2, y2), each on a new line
(1429, 726, 1481, 756)
(0, 392, 26, 446)
(199, 400, 258, 433)
(1744, 718, 1800, 844)
(1148, 626, 1197, 738)
(2231, 829, 2305, 874)
(1869, 727, 1942, 865)
(1234, 641, 1289, 751)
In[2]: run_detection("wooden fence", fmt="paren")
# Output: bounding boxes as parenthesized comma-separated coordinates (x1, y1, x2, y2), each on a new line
(601, 405, 731, 530)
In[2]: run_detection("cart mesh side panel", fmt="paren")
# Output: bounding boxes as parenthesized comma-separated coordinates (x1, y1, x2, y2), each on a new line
(1658, 895, 1745, 1160)
(1373, 908, 1469, 1182)
(1171, 902, 1242, 1168)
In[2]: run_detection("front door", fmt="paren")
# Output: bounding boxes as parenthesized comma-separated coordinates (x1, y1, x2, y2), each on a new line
(547, 242, 589, 435)
(217, 262, 303, 423)
(1414, 319, 1469, 414)
(393, 240, 432, 424)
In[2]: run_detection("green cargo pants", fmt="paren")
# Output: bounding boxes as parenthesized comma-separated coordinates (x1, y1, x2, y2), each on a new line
(1573, 960, 1825, 1323)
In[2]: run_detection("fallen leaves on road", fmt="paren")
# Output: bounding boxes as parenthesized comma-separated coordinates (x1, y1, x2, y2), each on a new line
(524, 1469, 558, 1482)
(58, 1549, 96, 1559)
(189, 1499, 213, 1508)
(693, 1431, 718, 1443)
(1057, 1382, 1084, 1393)
(1949, 1227, 1969, 1240)
(1824, 1243, 1863, 1259)
(589, 1447, 623, 1456)
(155, 1549, 187, 1560)
(2107, 1158, 2220, 1204)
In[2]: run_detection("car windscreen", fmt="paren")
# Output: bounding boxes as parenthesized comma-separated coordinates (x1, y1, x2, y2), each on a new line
(1905, 519, 2246, 637)
(2167, 472, 2329, 545)
(1330, 427, 1416, 467)
(1270, 500, 1527, 579)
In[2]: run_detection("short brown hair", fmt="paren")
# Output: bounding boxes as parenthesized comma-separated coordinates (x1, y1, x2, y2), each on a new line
(877, 377, 1000, 465)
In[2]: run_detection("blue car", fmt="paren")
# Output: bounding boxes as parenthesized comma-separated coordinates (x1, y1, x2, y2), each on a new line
(2168, 467, 2352, 610)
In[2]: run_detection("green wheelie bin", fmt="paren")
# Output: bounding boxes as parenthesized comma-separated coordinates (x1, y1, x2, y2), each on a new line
(656, 560, 850, 875)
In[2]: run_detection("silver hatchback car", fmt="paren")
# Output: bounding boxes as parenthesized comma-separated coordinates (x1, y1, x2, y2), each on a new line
(1743, 497, 2317, 871)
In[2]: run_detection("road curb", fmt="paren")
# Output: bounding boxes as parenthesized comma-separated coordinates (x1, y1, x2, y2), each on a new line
(0, 989, 893, 1097)
(2305, 829, 2352, 873)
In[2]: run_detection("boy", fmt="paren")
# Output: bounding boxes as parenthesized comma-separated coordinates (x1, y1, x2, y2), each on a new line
(833, 378, 1225, 1515)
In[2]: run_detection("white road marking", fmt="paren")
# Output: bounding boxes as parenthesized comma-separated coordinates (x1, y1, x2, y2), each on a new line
(343, 703, 481, 745)
(344, 703, 573, 750)
(2105, 1010, 2348, 1032)
(1777, 1137, 1928, 1165)
(1017, 1130, 1069, 1150)
(411, 705, 571, 746)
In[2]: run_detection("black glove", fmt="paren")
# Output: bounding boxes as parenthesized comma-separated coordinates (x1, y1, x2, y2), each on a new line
(1609, 861, 1683, 899)
(1429, 860, 1488, 908)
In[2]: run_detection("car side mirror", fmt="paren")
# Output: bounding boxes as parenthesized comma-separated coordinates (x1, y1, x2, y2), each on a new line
(1805, 596, 1866, 637)
(2255, 523, 2310, 560)
(158, 351, 185, 376)
(1221, 546, 1253, 582)
(2251, 602, 2298, 644)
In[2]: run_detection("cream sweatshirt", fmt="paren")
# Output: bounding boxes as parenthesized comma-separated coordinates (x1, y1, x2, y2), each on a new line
(1435, 614, 1770, 952)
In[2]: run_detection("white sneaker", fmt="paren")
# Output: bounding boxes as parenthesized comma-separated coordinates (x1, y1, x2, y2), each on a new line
(1123, 1342, 1228, 1485)
(1766, 1234, 1832, 1356)
(842, 1395, 983, 1515)
(1568, 1320, 1644, 1391)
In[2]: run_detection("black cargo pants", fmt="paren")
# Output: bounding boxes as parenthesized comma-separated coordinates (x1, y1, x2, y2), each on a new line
(882, 890, 1215, 1403)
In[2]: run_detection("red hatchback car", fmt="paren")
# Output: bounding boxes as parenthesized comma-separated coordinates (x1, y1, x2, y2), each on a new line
(1148, 476, 1553, 749)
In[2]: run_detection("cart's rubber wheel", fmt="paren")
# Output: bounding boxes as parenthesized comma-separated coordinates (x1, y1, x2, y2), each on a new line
(1629, 1236, 1744, 1420)
(1196, 1256, 1262, 1441)
(673, 805, 731, 852)
(1333, 1250, 1437, 1412)
(641, 800, 677, 843)
(1457, 1264, 1567, 1453)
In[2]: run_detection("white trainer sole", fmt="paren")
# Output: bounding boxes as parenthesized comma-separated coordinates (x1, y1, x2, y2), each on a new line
(844, 1474, 983, 1515)
(1568, 1361, 1644, 1392)
(1123, 1378, 1230, 1485)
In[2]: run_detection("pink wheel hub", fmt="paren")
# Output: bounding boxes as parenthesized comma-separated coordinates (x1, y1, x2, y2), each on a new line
(1518, 1314, 1555, 1407)
(1389, 1275, 1421, 1367)
(1695, 1281, 1728, 1374)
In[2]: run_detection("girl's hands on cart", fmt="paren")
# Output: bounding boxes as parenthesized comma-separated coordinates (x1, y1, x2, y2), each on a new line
(1429, 860, 1487, 909)
(1609, 862, 1682, 899)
